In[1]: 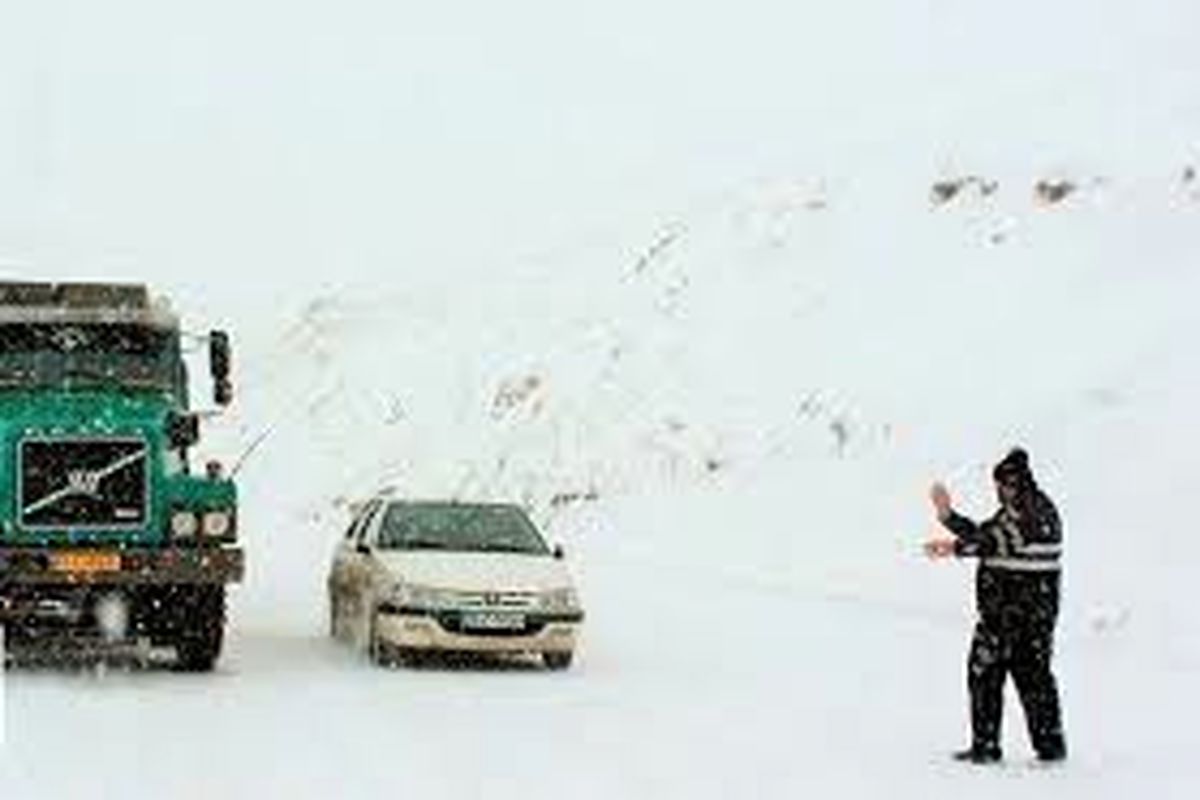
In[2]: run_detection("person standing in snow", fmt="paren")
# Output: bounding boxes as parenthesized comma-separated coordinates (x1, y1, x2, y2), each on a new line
(925, 448, 1067, 764)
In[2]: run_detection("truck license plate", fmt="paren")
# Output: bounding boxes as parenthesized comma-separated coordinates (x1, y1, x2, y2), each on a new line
(51, 550, 122, 574)
(461, 611, 525, 631)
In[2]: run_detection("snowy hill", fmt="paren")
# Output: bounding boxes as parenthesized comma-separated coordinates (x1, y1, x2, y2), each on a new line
(6, 167, 1184, 799)
(7, 175, 1200, 800)
(211, 167, 1200, 630)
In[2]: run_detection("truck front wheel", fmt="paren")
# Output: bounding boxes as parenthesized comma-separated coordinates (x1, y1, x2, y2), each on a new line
(173, 585, 226, 672)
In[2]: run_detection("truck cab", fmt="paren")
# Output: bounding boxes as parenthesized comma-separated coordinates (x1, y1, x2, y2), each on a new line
(0, 282, 242, 670)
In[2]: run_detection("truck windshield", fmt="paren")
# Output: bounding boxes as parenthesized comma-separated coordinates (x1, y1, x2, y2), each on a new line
(377, 503, 550, 555)
(0, 323, 177, 390)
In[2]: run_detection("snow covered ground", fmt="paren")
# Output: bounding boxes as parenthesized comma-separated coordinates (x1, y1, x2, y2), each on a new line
(3, 1, 1200, 797)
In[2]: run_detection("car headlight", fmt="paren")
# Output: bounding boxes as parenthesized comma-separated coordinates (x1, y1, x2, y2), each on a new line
(540, 588, 579, 612)
(170, 510, 199, 539)
(202, 510, 232, 538)
(395, 584, 459, 609)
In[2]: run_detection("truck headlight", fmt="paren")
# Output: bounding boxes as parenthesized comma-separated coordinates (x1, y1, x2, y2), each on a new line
(540, 588, 579, 612)
(202, 510, 232, 538)
(170, 511, 199, 539)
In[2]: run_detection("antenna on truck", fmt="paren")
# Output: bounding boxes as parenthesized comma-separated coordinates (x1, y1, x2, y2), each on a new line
(229, 423, 275, 479)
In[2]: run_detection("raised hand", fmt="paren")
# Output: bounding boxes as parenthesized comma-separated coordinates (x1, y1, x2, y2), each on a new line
(929, 482, 953, 519)
(924, 538, 956, 559)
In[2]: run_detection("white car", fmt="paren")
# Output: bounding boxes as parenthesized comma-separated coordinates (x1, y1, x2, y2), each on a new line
(327, 498, 584, 669)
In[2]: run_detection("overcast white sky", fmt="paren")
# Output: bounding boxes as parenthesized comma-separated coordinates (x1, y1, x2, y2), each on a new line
(2, 1, 1197, 308)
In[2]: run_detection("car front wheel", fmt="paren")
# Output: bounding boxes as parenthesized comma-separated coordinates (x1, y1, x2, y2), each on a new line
(328, 594, 341, 639)
(368, 612, 393, 667)
(543, 651, 573, 671)
(174, 585, 226, 672)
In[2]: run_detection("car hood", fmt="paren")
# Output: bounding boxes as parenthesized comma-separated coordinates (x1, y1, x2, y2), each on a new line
(374, 551, 575, 593)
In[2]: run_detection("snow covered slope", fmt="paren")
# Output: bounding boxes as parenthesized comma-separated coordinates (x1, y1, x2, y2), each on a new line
(4, 166, 1198, 800)
(3, 1, 1200, 797)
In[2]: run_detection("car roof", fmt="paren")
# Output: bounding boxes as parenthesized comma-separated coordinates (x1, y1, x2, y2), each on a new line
(379, 499, 524, 511)
(351, 496, 525, 513)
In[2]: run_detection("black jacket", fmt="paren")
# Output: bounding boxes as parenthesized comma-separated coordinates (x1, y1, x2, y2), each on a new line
(940, 490, 1062, 626)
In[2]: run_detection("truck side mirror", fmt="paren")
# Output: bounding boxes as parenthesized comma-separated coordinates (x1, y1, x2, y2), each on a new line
(167, 412, 201, 449)
(210, 330, 233, 406)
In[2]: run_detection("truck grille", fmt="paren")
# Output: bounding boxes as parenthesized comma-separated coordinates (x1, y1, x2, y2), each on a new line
(19, 438, 149, 529)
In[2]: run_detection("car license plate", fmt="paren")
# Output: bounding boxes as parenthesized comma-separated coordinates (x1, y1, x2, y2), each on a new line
(461, 611, 525, 631)
(51, 550, 122, 574)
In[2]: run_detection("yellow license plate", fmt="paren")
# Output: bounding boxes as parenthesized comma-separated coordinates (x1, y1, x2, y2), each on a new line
(51, 550, 122, 574)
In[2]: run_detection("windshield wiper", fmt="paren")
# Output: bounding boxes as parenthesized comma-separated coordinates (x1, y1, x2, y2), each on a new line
(63, 365, 116, 383)
(62, 366, 163, 391)
(476, 542, 533, 553)
(401, 539, 450, 550)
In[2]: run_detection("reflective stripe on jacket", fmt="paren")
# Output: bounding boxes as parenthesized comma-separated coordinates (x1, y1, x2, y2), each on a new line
(941, 491, 1062, 573)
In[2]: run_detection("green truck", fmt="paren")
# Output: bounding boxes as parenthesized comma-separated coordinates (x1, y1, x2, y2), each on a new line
(0, 282, 243, 670)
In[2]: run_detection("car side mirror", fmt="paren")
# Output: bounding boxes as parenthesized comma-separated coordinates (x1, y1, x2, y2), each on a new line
(552, 544, 565, 560)
(210, 330, 233, 406)
(356, 542, 371, 556)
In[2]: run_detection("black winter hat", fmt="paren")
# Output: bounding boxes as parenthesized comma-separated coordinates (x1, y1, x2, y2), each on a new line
(993, 447, 1033, 487)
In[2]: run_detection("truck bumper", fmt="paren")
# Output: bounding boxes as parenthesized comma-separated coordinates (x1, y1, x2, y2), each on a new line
(0, 546, 244, 587)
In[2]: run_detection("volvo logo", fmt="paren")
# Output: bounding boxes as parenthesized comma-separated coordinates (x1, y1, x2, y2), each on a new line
(66, 469, 103, 497)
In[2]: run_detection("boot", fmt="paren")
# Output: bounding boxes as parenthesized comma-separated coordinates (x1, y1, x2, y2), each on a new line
(1036, 743, 1067, 763)
(952, 745, 1002, 764)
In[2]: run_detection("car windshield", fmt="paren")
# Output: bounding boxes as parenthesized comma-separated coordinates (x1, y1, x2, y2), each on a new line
(377, 503, 550, 555)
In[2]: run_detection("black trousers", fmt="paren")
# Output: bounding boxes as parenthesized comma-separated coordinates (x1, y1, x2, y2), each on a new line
(968, 614, 1066, 756)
